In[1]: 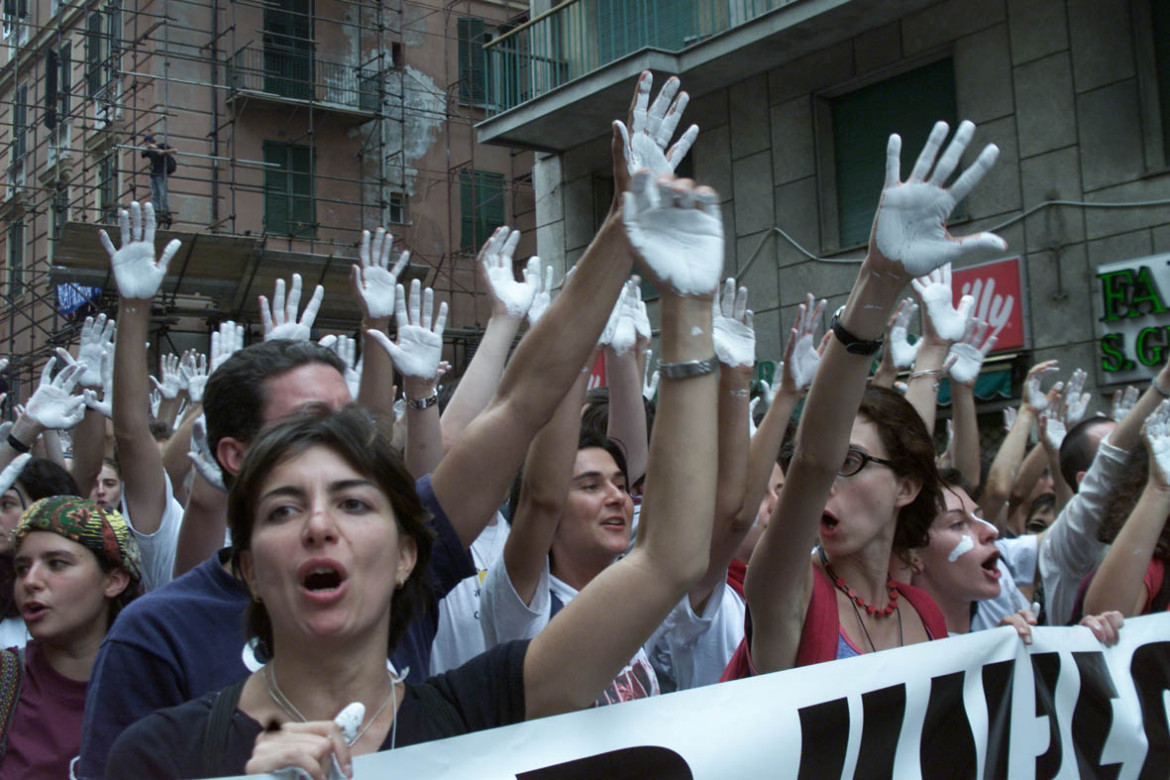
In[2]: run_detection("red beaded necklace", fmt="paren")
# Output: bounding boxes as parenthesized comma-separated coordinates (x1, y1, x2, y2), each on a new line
(818, 546, 899, 617)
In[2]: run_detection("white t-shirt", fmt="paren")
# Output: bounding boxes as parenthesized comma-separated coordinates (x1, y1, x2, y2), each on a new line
(119, 473, 183, 593)
(480, 556, 660, 705)
(645, 581, 745, 691)
(428, 516, 509, 675)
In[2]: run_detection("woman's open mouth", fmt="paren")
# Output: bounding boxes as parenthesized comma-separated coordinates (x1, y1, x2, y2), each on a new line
(980, 550, 1001, 579)
(820, 512, 840, 537)
(297, 559, 349, 603)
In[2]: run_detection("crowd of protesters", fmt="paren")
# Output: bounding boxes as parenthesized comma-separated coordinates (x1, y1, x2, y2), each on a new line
(0, 71, 1154, 778)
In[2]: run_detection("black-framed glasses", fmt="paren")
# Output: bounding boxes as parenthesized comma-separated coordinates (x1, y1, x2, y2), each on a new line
(839, 448, 896, 477)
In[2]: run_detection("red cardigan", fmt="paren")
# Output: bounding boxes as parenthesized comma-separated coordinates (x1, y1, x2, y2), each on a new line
(720, 562, 948, 680)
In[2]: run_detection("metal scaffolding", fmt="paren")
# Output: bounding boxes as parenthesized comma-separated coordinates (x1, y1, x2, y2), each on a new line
(0, 0, 534, 400)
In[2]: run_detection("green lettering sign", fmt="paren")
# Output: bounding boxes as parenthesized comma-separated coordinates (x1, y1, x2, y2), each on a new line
(1100, 270, 1134, 322)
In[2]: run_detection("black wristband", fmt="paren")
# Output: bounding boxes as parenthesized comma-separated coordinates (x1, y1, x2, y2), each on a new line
(6, 432, 30, 454)
(830, 313, 884, 356)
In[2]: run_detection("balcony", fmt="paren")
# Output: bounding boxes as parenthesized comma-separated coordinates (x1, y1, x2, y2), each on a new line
(227, 44, 385, 123)
(476, 0, 938, 151)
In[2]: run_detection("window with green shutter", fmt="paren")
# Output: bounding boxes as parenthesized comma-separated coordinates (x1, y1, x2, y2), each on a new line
(459, 169, 505, 251)
(1153, 0, 1170, 163)
(458, 17, 487, 107)
(85, 11, 102, 96)
(831, 58, 958, 248)
(264, 140, 316, 237)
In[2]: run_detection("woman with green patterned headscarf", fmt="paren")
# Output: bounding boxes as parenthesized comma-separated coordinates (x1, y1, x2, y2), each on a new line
(0, 495, 142, 778)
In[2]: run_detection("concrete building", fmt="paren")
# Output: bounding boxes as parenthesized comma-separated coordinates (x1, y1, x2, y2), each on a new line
(0, 0, 533, 401)
(480, 0, 1170, 436)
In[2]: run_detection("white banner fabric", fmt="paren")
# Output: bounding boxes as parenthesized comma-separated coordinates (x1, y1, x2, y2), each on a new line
(226, 612, 1170, 779)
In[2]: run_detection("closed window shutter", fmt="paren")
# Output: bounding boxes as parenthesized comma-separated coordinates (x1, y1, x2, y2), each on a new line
(832, 58, 957, 248)
(86, 12, 102, 96)
(263, 141, 289, 235)
(458, 18, 486, 106)
(289, 144, 314, 237)
(1153, 0, 1170, 162)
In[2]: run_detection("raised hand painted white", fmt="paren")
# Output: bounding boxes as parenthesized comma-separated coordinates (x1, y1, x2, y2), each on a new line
(1062, 368, 1091, 425)
(911, 264, 973, 342)
(616, 72, 699, 178)
(82, 348, 114, 419)
(189, 414, 226, 492)
(873, 121, 1006, 277)
(25, 357, 85, 430)
(0, 453, 31, 497)
(368, 279, 448, 380)
(354, 227, 409, 320)
(527, 265, 555, 327)
(77, 314, 116, 388)
(261, 274, 324, 342)
(622, 172, 723, 297)
(151, 353, 185, 399)
(99, 202, 181, 300)
(181, 350, 210, 405)
(712, 277, 754, 368)
(947, 317, 996, 385)
(789, 293, 826, 391)
(210, 321, 245, 374)
(481, 227, 537, 318)
(889, 298, 921, 369)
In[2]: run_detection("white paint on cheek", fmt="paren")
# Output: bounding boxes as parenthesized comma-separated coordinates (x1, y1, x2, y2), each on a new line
(691, 326, 703, 336)
(947, 534, 975, 563)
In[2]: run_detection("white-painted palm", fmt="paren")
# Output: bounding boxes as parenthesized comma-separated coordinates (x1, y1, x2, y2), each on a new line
(25, 357, 85, 429)
(99, 202, 181, 300)
(353, 227, 409, 320)
(872, 120, 1007, 277)
(261, 274, 324, 342)
(76, 314, 116, 388)
(368, 279, 447, 380)
(622, 171, 723, 297)
(616, 72, 699, 179)
(712, 278, 754, 368)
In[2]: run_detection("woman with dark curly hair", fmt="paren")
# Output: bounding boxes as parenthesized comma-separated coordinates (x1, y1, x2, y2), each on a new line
(0, 495, 142, 777)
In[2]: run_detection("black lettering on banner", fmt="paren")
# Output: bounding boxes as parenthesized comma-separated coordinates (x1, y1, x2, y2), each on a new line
(1031, 652, 1062, 780)
(1071, 652, 1121, 780)
(981, 660, 1014, 780)
(516, 746, 692, 780)
(855, 684, 905, 779)
(797, 697, 849, 780)
(921, 671, 976, 778)
(1131, 641, 1170, 779)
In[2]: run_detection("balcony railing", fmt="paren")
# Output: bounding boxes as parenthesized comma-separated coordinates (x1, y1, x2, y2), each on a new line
(483, 0, 797, 115)
(228, 44, 383, 112)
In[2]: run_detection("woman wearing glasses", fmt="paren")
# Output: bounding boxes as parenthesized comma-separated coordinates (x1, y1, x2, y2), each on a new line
(724, 119, 1006, 676)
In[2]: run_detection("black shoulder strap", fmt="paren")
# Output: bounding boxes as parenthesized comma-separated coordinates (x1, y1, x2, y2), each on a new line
(0, 647, 25, 759)
(411, 682, 467, 739)
(549, 589, 564, 619)
(202, 678, 247, 777)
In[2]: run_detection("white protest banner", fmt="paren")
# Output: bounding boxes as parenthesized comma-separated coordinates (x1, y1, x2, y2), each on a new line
(228, 613, 1170, 779)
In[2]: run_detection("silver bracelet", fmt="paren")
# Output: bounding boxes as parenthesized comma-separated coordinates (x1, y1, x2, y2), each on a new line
(658, 356, 718, 380)
(1155, 379, 1170, 399)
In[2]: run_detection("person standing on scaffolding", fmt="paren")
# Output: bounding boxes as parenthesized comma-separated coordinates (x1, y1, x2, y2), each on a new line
(141, 135, 177, 228)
